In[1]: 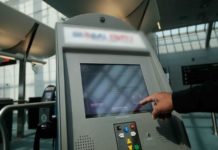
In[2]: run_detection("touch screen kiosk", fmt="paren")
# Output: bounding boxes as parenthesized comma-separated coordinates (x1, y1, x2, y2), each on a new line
(56, 14, 190, 150)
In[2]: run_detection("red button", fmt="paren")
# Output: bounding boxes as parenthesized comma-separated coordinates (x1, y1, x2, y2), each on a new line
(130, 123, 135, 129)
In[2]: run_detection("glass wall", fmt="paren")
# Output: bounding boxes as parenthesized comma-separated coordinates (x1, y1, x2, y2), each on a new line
(0, 0, 66, 100)
(156, 22, 218, 54)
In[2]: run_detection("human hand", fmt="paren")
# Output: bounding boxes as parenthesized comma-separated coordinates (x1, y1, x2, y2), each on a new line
(139, 92, 173, 119)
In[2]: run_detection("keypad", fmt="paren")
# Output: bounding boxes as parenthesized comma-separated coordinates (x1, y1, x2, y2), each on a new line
(114, 122, 142, 150)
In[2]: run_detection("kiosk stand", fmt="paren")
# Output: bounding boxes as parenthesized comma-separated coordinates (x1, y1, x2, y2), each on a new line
(56, 13, 191, 150)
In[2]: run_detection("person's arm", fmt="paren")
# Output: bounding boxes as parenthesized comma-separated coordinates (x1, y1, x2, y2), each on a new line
(139, 92, 173, 119)
(139, 81, 218, 119)
(173, 81, 218, 113)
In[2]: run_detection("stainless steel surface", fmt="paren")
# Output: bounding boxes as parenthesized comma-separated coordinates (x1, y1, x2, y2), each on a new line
(17, 60, 26, 138)
(0, 101, 56, 150)
(55, 18, 190, 150)
(211, 112, 218, 136)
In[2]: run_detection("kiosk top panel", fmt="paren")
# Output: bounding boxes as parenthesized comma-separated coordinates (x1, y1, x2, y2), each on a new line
(57, 24, 149, 55)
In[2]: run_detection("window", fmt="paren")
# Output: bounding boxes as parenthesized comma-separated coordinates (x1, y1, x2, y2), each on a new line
(0, 0, 65, 98)
(155, 21, 218, 53)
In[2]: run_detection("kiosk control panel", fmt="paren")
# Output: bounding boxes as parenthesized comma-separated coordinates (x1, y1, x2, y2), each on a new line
(56, 14, 190, 150)
(114, 122, 141, 150)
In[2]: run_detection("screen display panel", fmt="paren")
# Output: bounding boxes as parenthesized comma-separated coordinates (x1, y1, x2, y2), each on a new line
(80, 64, 152, 118)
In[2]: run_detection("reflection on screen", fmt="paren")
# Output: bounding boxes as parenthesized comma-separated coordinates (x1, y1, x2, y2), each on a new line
(80, 64, 152, 118)
(45, 92, 52, 99)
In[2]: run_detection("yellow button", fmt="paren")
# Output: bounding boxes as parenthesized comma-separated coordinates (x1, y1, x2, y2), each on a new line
(128, 145, 133, 150)
(127, 138, 132, 145)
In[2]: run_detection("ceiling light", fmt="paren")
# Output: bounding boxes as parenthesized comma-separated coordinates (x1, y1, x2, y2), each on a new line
(157, 21, 162, 30)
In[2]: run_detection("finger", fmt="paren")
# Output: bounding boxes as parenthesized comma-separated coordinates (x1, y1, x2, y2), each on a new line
(152, 107, 160, 119)
(139, 96, 155, 105)
(133, 104, 142, 112)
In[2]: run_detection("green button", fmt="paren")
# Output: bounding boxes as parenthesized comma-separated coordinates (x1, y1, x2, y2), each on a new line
(134, 144, 140, 150)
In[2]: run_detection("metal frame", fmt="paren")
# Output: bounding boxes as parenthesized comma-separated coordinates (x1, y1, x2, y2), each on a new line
(0, 101, 55, 150)
(205, 22, 213, 49)
(211, 112, 218, 136)
(17, 23, 39, 138)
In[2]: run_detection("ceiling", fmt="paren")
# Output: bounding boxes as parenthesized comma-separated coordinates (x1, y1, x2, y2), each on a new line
(44, 0, 144, 19)
(0, 2, 55, 58)
(44, 0, 218, 32)
(44, 0, 148, 30)
(1, 0, 217, 60)
(156, 0, 218, 30)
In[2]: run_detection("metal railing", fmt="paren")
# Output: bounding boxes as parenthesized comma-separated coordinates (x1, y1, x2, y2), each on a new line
(0, 101, 56, 150)
(211, 112, 218, 136)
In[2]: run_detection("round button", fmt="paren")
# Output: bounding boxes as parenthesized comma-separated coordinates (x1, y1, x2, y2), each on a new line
(41, 114, 48, 123)
(130, 123, 136, 129)
(134, 144, 140, 150)
(124, 127, 129, 133)
(117, 126, 122, 131)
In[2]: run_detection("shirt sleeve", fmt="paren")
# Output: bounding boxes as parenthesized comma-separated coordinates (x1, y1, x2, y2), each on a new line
(172, 81, 218, 113)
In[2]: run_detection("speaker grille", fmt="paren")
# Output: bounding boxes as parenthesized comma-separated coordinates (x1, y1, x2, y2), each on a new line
(75, 135, 95, 150)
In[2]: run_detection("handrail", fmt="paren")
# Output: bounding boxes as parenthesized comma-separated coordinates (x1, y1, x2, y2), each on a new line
(0, 101, 56, 150)
(211, 112, 218, 136)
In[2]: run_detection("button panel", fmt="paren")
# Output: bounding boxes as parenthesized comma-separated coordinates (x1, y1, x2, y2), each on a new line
(114, 122, 142, 150)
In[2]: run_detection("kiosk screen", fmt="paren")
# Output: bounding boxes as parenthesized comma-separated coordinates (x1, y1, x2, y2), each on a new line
(80, 64, 152, 118)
